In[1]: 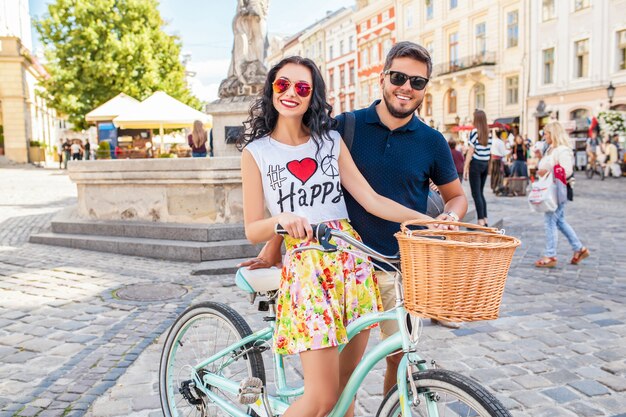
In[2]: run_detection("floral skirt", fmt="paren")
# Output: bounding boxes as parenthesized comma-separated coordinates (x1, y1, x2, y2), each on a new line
(274, 219, 383, 355)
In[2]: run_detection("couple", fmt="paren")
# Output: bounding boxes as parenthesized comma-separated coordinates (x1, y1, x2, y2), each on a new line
(238, 41, 468, 417)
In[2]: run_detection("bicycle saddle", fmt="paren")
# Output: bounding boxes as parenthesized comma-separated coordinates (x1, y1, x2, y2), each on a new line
(235, 267, 281, 294)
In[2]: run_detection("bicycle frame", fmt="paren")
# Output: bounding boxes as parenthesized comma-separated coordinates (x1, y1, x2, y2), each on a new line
(186, 303, 431, 417)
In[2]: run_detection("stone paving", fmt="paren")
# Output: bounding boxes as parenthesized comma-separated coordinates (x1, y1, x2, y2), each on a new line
(0, 164, 625, 417)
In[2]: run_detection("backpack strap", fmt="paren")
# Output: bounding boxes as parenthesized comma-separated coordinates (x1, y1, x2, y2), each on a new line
(335, 112, 356, 151)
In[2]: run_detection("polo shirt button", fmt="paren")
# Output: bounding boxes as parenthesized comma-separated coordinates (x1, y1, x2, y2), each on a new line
(387, 144, 391, 148)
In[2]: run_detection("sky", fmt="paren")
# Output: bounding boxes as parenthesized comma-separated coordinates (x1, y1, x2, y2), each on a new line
(28, 0, 355, 102)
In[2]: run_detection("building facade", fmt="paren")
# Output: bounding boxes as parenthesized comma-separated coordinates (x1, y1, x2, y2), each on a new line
(526, 0, 626, 139)
(395, 0, 527, 137)
(325, 8, 358, 114)
(0, 0, 64, 163)
(355, 0, 396, 107)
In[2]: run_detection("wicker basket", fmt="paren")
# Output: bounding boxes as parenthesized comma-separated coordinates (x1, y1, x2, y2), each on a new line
(394, 219, 521, 322)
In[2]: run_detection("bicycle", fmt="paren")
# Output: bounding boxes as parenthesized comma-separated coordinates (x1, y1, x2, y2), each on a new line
(159, 223, 513, 417)
(585, 159, 605, 180)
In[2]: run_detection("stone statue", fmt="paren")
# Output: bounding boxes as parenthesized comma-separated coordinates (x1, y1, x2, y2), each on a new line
(219, 0, 269, 98)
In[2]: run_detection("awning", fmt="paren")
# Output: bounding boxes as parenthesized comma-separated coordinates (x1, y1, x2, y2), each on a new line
(85, 93, 140, 122)
(494, 116, 520, 125)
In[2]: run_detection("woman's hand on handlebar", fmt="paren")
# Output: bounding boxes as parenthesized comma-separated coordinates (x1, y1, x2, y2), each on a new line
(275, 213, 314, 240)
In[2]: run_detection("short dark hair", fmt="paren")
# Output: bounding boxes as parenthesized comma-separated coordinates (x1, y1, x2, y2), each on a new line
(383, 41, 433, 78)
(448, 138, 457, 150)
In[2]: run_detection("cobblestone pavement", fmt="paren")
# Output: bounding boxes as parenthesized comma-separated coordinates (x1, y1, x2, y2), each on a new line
(0, 165, 625, 417)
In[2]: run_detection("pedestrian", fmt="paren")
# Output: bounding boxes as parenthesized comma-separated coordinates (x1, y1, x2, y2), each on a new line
(489, 131, 509, 194)
(463, 109, 491, 227)
(604, 135, 622, 178)
(586, 129, 600, 169)
(534, 121, 589, 268)
(62, 139, 71, 169)
(188, 120, 209, 157)
(238, 42, 468, 398)
(57, 139, 63, 169)
(70, 140, 82, 160)
(511, 134, 528, 177)
(449, 138, 465, 182)
(83, 139, 90, 161)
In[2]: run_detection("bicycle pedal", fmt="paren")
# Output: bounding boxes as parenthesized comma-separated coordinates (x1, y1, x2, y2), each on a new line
(237, 377, 263, 405)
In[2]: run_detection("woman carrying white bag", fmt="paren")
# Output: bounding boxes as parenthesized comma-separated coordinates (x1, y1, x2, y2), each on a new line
(533, 121, 589, 268)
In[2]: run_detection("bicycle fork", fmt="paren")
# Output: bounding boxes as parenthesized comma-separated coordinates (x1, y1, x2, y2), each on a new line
(397, 354, 440, 416)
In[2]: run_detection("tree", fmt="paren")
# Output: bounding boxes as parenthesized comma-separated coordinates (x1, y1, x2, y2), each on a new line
(36, 0, 201, 130)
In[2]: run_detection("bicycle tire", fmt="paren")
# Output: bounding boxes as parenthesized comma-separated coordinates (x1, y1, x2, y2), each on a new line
(159, 301, 266, 417)
(376, 369, 511, 417)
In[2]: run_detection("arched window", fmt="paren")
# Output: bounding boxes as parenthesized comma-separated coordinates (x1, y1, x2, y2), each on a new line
(447, 89, 457, 114)
(424, 94, 433, 116)
(472, 83, 485, 111)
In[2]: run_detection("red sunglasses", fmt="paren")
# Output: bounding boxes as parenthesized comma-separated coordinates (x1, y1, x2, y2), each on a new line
(272, 77, 312, 98)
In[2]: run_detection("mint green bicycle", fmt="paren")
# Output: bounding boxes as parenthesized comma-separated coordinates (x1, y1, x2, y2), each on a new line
(159, 224, 512, 417)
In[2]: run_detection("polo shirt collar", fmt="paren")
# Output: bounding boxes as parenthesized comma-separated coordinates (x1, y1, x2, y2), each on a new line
(365, 100, 420, 132)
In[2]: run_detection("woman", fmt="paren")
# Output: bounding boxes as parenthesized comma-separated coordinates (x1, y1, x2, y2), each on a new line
(188, 120, 209, 157)
(463, 109, 491, 227)
(239, 56, 440, 417)
(535, 121, 589, 268)
(511, 134, 528, 177)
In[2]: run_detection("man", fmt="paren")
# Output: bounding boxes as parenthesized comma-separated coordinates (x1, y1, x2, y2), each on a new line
(239, 41, 468, 396)
(586, 129, 600, 169)
(62, 139, 71, 169)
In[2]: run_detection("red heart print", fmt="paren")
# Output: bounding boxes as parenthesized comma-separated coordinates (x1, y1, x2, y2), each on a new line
(286, 158, 318, 185)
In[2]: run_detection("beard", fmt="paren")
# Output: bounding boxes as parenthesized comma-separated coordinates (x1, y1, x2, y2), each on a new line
(382, 86, 423, 119)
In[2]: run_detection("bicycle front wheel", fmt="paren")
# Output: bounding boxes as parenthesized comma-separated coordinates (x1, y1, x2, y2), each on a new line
(159, 301, 266, 417)
(377, 369, 511, 417)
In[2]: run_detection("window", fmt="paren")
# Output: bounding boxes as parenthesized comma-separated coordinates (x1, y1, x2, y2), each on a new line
(425, 94, 433, 116)
(574, 0, 590, 11)
(329, 45, 334, 60)
(618, 30, 626, 71)
(382, 10, 390, 21)
(507, 11, 519, 48)
(339, 40, 344, 56)
(543, 48, 554, 84)
(506, 76, 519, 105)
(426, 40, 434, 60)
(349, 35, 355, 51)
(473, 83, 485, 110)
(340, 67, 346, 88)
(329, 71, 335, 90)
(361, 83, 369, 103)
(372, 82, 380, 99)
(575, 39, 589, 78)
(371, 44, 378, 63)
(360, 22, 367, 32)
(361, 48, 369, 66)
(449, 32, 459, 67)
(475, 23, 486, 57)
(426, 0, 434, 20)
(349, 95, 355, 111)
(370, 16, 378, 27)
(350, 65, 355, 85)
(542, 0, 555, 21)
(318, 41, 322, 56)
(447, 89, 457, 114)
(383, 39, 393, 58)
(450, 0, 457, 9)
(406, 6, 414, 28)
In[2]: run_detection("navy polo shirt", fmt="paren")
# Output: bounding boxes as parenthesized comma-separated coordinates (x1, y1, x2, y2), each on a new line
(337, 100, 458, 259)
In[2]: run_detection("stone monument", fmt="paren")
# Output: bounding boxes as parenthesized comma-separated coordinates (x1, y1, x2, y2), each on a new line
(207, 0, 269, 157)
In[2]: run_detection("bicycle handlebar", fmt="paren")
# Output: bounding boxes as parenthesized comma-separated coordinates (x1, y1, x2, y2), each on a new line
(275, 223, 400, 264)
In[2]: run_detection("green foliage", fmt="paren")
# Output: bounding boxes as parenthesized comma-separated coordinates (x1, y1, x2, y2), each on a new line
(96, 140, 111, 159)
(35, 0, 201, 130)
(0, 126, 4, 147)
(29, 140, 43, 147)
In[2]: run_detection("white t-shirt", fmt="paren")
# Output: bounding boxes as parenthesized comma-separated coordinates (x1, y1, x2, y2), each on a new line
(245, 130, 349, 224)
(491, 137, 509, 157)
(70, 143, 81, 154)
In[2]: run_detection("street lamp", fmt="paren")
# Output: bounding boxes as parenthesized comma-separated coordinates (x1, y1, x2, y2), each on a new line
(607, 81, 616, 106)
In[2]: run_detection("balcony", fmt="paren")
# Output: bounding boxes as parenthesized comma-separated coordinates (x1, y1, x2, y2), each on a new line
(432, 52, 496, 78)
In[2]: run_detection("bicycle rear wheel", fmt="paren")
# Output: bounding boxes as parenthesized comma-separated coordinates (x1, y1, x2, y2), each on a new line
(377, 369, 511, 417)
(159, 301, 266, 417)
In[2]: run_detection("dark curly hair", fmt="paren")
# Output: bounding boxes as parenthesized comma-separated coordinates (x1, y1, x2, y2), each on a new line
(237, 56, 335, 157)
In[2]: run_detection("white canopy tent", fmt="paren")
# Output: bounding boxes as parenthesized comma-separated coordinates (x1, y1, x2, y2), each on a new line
(113, 91, 212, 151)
(85, 93, 141, 123)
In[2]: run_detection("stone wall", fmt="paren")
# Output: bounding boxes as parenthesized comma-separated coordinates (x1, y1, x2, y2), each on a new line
(68, 157, 244, 224)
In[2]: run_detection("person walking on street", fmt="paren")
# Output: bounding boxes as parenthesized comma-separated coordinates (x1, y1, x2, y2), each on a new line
(535, 121, 589, 268)
(62, 139, 71, 169)
(511, 134, 528, 177)
(238, 42, 468, 396)
(83, 139, 91, 161)
(70, 140, 82, 160)
(463, 109, 491, 227)
(489, 131, 509, 194)
(188, 120, 209, 157)
(449, 138, 465, 182)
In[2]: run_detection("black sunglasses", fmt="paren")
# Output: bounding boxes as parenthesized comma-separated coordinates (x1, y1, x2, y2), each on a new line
(384, 70, 429, 91)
